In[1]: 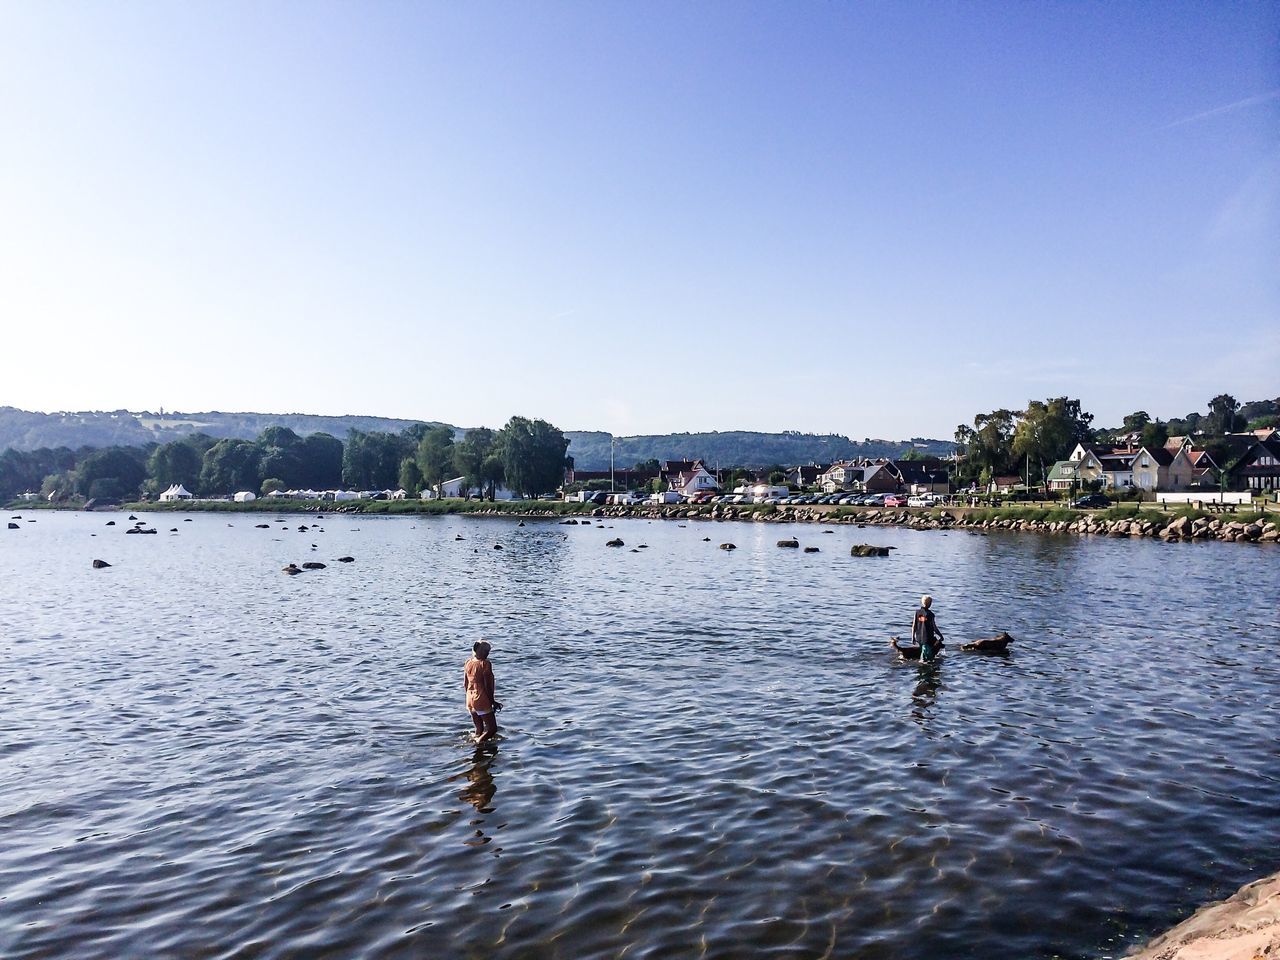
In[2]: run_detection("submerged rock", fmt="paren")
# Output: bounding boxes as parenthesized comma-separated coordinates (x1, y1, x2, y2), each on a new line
(851, 544, 892, 557)
(336, 556, 355, 563)
(282, 563, 302, 575)
(92, 559, 111, 569)
(777, 539, 800, 548)
(606, 538, 624, 547)
(301, 561, 326, 570)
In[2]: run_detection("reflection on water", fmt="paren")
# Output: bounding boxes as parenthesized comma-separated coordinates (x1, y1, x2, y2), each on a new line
(455, 743, 499, 814)
(0, 511, 1277, 960)
(911, 662, 944, 723)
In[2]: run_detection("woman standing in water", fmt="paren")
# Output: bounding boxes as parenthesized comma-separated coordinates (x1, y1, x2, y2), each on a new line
(464, 640, 501, 743)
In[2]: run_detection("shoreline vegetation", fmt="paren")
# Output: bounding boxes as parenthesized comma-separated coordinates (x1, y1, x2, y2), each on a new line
(11, 496, 1277, 544)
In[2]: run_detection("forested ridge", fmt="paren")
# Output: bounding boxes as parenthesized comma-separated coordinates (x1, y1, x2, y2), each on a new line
(0, 407, 952, 470)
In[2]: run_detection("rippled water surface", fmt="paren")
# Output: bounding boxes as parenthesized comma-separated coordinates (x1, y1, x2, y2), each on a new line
(2, 510, 1277, 959)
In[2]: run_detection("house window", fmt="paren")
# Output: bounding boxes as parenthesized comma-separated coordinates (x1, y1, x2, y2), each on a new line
(1141, 456, 1149, 467)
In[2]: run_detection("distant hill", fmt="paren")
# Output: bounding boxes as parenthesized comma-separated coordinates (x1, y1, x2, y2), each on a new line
(0, 406, 953, 468)
(0, 407, 436, 452)
(564, 431, 953, 470)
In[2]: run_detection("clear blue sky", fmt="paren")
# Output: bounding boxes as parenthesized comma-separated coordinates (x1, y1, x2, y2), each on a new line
(1, 1, 1275, 439)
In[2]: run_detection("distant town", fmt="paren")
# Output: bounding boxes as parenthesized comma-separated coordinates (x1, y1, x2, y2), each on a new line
(1, 395, 1276, 508)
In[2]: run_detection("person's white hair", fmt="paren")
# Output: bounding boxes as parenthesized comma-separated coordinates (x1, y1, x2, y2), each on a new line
(921, 595, 932, 608)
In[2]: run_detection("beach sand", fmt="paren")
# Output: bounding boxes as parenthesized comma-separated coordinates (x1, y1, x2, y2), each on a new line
(1128, 872, 1280, 959)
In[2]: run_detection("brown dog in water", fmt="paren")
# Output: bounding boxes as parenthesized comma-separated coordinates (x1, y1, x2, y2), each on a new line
(891, 632, 1013, 658)
(958, 632, 1014, 653)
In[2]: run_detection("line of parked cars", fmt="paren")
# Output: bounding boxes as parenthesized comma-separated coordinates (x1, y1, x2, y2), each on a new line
(686, 492, 942, 507)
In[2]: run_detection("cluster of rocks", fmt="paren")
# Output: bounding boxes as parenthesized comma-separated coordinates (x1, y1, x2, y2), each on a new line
(472, 503, 1279, 544)
(323, 497, 1279, 544)
(929, 510, 1278, 543)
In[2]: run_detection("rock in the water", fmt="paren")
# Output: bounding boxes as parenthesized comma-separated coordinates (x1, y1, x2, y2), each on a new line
(804, 546, 820, 553)
(128, 515, 138, 520)
(106, 520, 116, 526)
(719, 543, 736, 550)
(301, 561, 326, 570)
(282, 563, 302, 575)
(851, 544, 892, 557)
(337, 556, 355, 563)
(255, 524, 270, 529)
(7, 522, 18, 530)
(702, 537, 711, 541)
(493, 544, 503, 550)
(606, 538, 624, 547)
(92, 559, 111, 569)
(777, 539, 800, 548)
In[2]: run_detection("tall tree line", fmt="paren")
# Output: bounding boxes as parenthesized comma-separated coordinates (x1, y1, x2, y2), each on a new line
(0, 417, 571, 503)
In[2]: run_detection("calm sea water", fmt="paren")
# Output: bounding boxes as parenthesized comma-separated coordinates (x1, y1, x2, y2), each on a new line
(1, 510, 1277, 959)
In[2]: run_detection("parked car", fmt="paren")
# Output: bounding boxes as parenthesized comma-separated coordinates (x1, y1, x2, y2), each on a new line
(907, 495, 938, 507)
(883, 494, 909, 507)
(1071, 493, 1111, 509)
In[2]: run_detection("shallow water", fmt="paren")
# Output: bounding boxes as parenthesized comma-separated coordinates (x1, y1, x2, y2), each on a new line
(1, 510, 1277, 959)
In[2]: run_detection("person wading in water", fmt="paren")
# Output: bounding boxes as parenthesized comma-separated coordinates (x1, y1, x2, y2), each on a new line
(912, 595, 945, 663)
(464, 640, 502, 743)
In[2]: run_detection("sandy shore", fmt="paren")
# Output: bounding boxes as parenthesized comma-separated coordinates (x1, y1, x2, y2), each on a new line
(1128, 872, 1280, 959)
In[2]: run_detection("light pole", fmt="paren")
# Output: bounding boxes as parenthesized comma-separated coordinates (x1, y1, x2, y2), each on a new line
(610, 436, 616, 493)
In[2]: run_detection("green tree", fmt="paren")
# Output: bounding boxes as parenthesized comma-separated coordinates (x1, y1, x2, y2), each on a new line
(147, 439, 205, 495)
(261, 477, 286, 495)
(971, 409, 1018, 480)
(1122, 411, 1151, 433)
(453, 427, 499, 497)
(299, 432, 344, 489)
(1205, 394, 1242, 436)
(415, 426, 457, 496)
(200, 439, 262, 494)
(75, 447, 148, 500)
(344, 430, 410, 490)
(1141, 420, 1169, 450)
(0, 446, 77, 500)
(398, 456, 424, 495)
(1012, 398, 1093, 485)
(255, 426, 305, 490)
(497, 416, 569, 498)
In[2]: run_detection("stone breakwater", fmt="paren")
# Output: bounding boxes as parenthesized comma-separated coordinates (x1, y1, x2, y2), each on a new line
(457, 505, 1280, 544)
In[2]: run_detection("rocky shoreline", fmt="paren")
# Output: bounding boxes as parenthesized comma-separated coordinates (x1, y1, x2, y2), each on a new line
(1126, 870, 1280, 959)
(455, 503, 1280, 544)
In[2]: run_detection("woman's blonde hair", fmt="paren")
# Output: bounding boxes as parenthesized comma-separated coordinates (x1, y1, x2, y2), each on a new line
(921, 595, 932, 608)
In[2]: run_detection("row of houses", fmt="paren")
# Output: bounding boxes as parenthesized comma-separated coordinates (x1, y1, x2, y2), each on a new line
(566, 457, 954, 501)
(1048, 429, 1280, 494)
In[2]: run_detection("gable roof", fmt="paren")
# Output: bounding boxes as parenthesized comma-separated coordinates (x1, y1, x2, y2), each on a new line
(1136, 446, 1174, 466)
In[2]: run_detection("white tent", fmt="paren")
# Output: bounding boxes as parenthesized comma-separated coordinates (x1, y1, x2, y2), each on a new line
(233, 491, 257, 502)
(159, 484, 193, 501)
